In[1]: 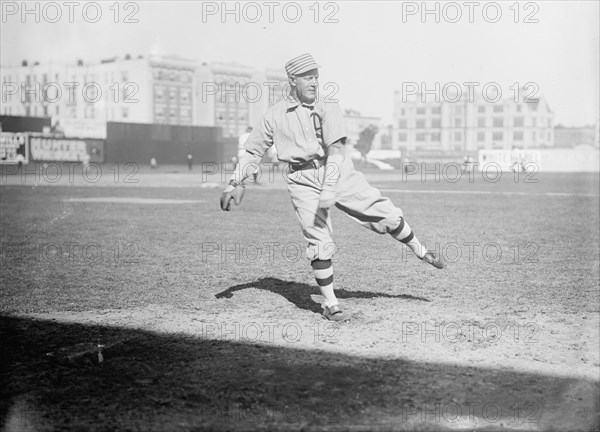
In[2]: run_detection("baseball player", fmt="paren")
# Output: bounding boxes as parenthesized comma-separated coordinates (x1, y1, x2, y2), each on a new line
(220, 53, 445, 322)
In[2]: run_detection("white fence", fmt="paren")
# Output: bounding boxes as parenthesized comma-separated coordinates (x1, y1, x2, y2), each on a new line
(479, 146, 599, 172)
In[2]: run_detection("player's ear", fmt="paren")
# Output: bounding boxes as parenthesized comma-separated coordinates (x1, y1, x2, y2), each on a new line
(288, 75, 296, 87)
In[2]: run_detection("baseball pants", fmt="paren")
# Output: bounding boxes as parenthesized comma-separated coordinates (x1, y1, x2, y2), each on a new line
(284, 157, 404, 261)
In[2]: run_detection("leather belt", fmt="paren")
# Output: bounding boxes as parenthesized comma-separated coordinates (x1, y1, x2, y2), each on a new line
(288, 157, 325, 172)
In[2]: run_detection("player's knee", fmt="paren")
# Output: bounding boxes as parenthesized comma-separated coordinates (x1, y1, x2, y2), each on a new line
(306, 241, 336, 261)
(363, 217, 403, 235)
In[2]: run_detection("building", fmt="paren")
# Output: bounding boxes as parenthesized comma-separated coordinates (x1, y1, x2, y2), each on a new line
(553, 125, 597, 147)
(392, 86, 554, 152)
(2, 55, 291, 140)
(149, 55, 196, 126)
(195, 63, 289, 138)
(248, 68, 289, 127)
(1, 54, 196, 137)
(373, 125, 394, 150)
(195, 62, 253, 139)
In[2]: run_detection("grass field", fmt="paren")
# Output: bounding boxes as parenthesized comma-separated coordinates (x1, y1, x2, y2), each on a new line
(1, 164, 599, 431)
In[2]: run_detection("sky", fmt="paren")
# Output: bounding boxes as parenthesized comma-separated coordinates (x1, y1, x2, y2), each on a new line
(1, 0, 599, 126)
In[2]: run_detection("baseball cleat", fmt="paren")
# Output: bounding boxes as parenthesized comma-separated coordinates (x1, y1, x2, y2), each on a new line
(322, 305, 349, 322)
(420, 251, 446, 269)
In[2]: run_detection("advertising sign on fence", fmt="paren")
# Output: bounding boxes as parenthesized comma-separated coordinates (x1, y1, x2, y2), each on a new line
(29, 136, 105, 163)
(0, 132, 28, 164)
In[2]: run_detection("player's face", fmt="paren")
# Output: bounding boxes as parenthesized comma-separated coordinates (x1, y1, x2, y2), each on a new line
(291, 69, 319, 104)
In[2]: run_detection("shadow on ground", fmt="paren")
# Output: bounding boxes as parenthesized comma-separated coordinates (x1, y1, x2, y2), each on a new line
(1, 315, 598, 432)
(215, 277, 430, 314)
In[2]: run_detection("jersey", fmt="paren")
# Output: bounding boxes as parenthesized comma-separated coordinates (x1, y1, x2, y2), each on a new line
(243, 95, 347, 165)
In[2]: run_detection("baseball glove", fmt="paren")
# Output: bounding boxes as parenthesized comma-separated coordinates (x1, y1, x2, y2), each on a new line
(220, 181, 245, 211)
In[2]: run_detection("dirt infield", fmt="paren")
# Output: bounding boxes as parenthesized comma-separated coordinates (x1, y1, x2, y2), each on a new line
(1, 169, 599, 431)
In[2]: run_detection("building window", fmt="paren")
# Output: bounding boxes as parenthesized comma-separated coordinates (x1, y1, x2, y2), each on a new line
(516, 105, 522, 112)
(478, 105, 486, 113)
(492, 132, 503, 141)
(493, 105, 504, 113)
(477, 118, 485, 128)
(84, 105, 94, 119)
(432, 118, 441, 128)
(124, 86, 136, 101)
(454, 132, 462, 141)
(514, 117, 524, 127)
(532, 132, 536, 140)
(122, 107, 129, 118)
(416, 119, 425, 129)
(431, 107, 441, 114)
(416, 107, 426, 115)
(155, 86, 165, 101)
(431, 132, 440, 141)
(514, 131, 524, 141)
(493, 118, 503, 127)
(532, 118, 537, 127)
(181, 89, 190, 104)
(416, 133, 425, 142)
(398, 119, 407, 129)
(122, 71, 128, 82)
(398, 133, 407, 142)
(69, 85, 76, 103)
(477, 132, 485, 141)
(454, 118, 462, 127)
(400, 108, 405, 115)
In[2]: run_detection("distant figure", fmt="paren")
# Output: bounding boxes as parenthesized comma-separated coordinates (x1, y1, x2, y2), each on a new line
(187, 153, 193, 171)
(50, 120, 65, 137)
(238, 126, 258, 183)
(463, 155, 475, 173)
(510, 146, 523, 172)
(14, 153, 25, 167)
(81, 153, 91, 168)
(150, 157, 158, 169)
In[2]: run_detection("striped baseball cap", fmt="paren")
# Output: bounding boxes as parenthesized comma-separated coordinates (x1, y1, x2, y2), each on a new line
(285, 53, 320, 77)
